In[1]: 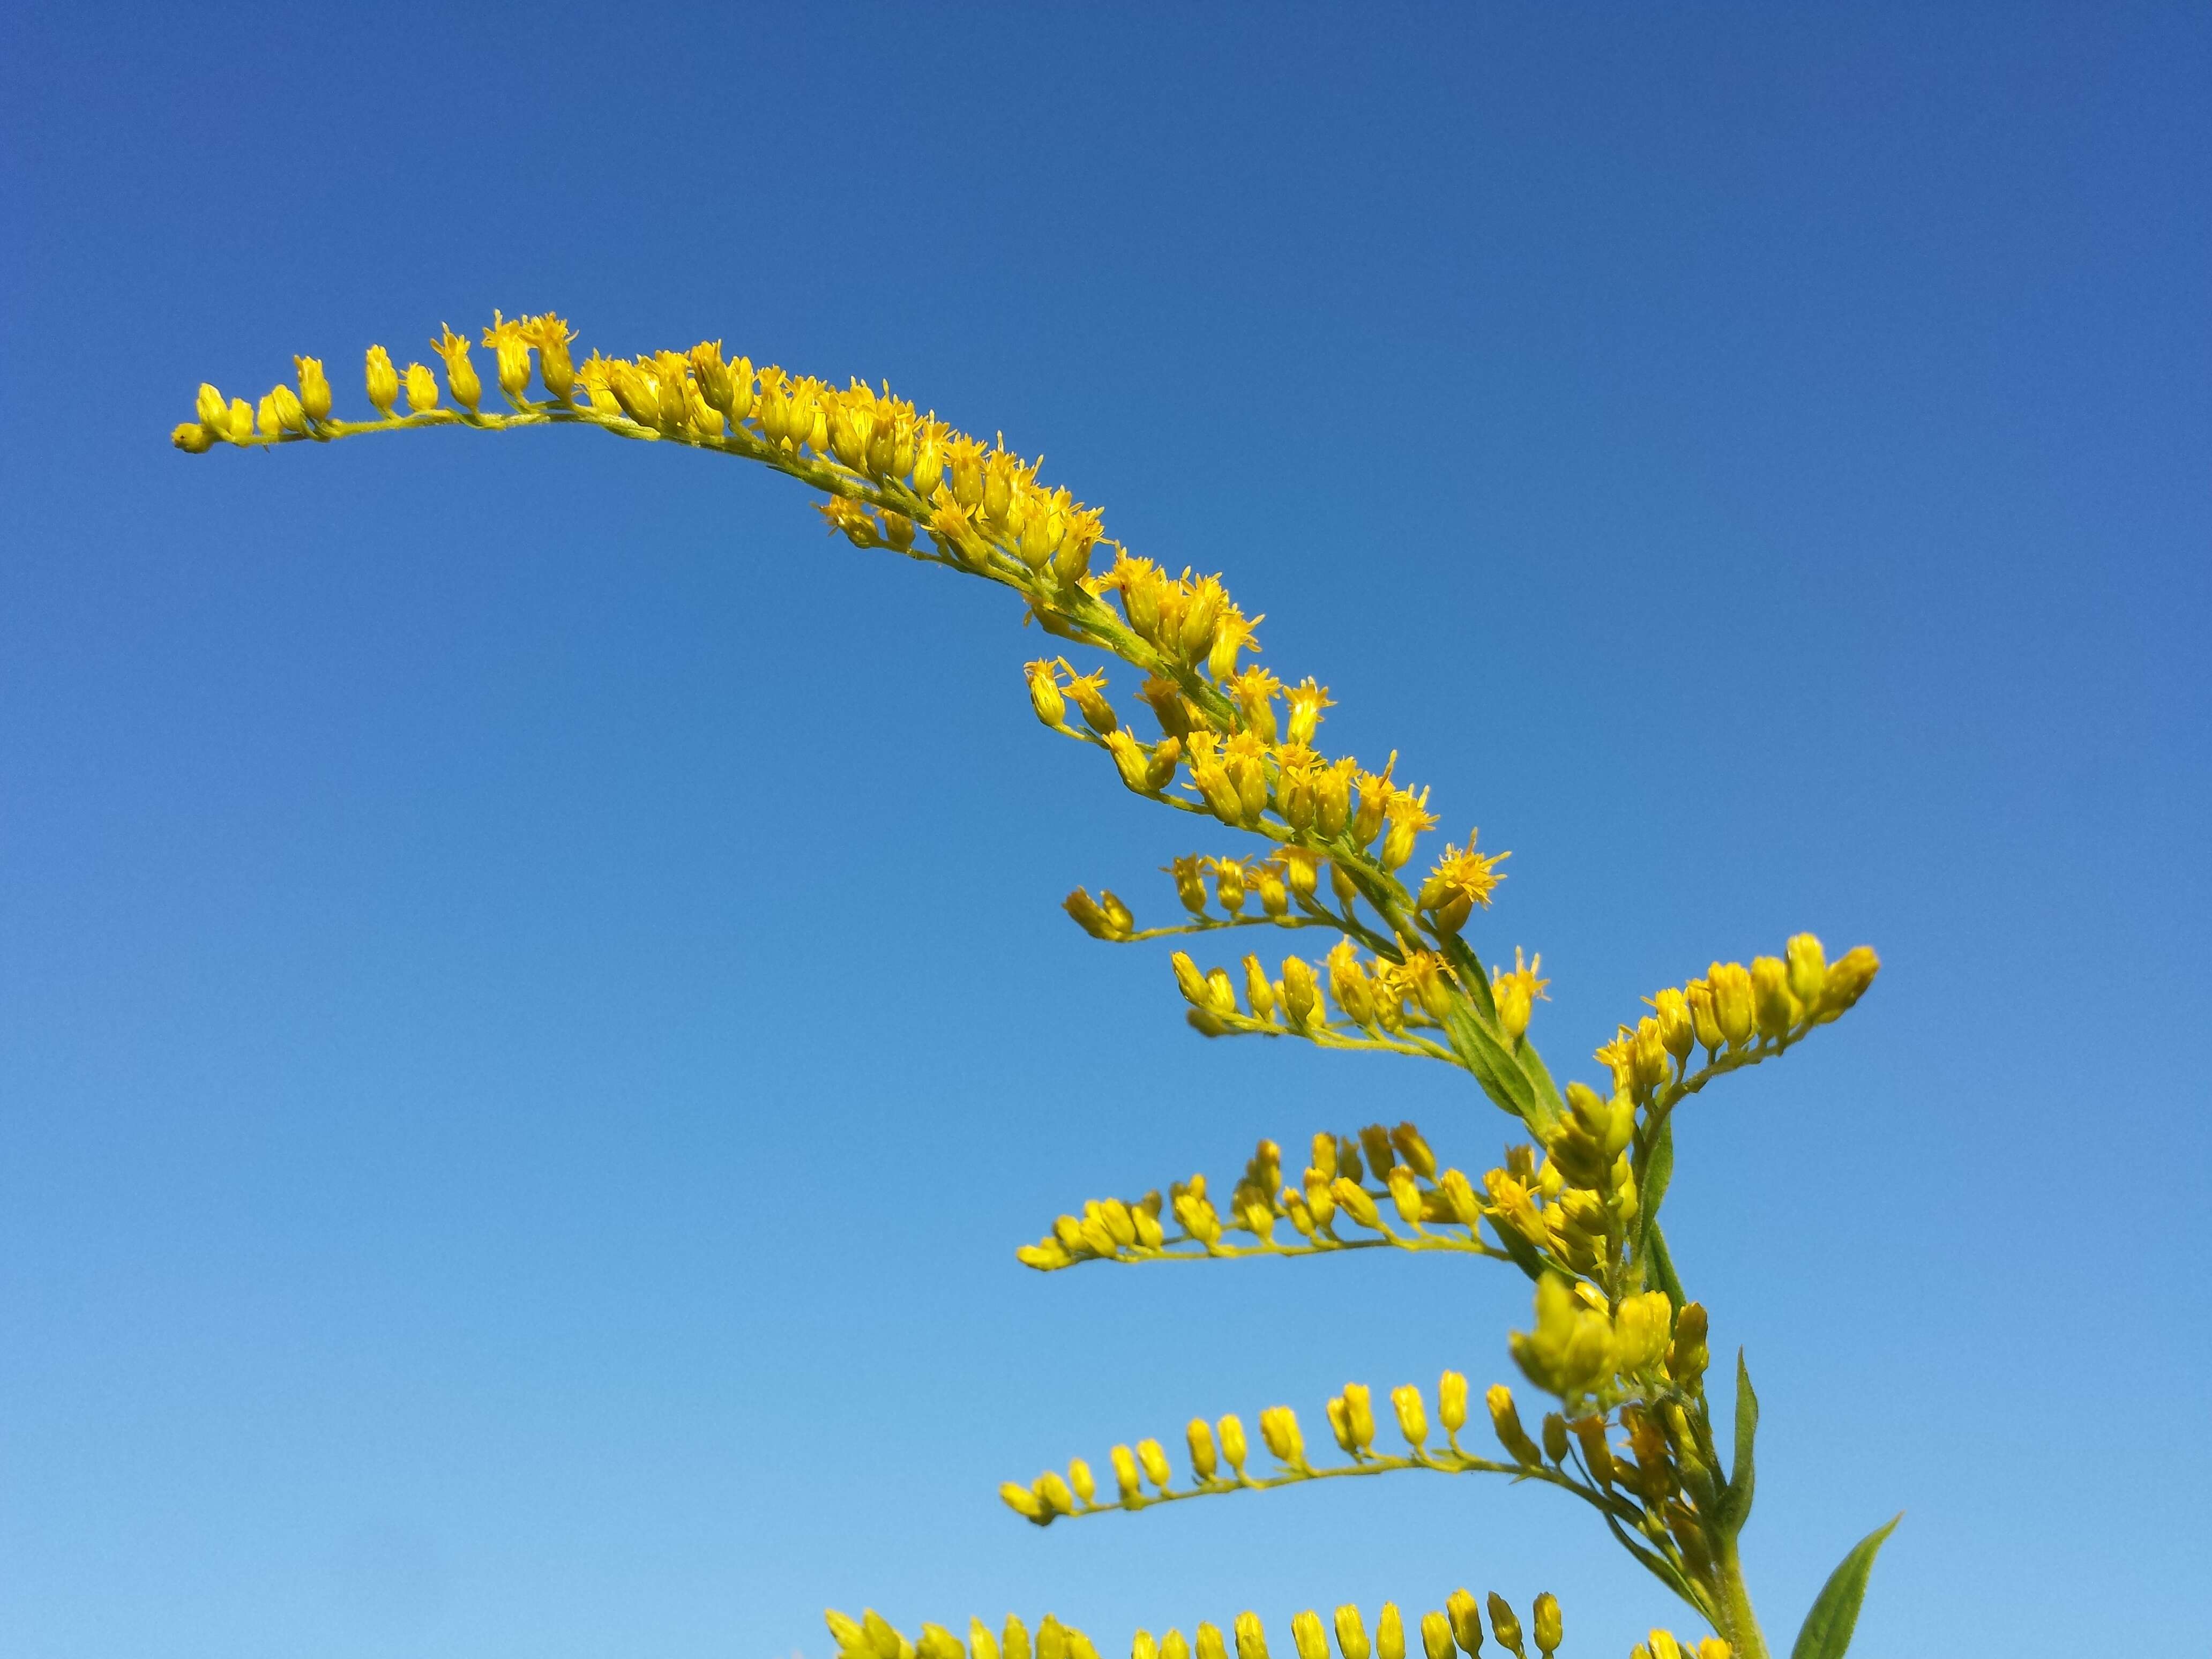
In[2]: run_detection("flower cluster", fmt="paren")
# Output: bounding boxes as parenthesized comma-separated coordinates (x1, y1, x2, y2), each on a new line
(826, 1591, 1606, 1659)
(1014, 1124, 1509, 1270)
(180, 309, 1894, 1659)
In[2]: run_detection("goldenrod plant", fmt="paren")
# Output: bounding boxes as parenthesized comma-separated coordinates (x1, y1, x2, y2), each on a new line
(176, 318, 1897, 1659)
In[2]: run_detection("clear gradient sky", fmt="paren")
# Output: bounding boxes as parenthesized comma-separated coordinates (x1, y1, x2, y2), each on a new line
(4, 5, 2208, 1657)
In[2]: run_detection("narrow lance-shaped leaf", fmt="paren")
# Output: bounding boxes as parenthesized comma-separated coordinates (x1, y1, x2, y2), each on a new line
(1790, 1514, 1901, 1659)
(1716, 1348, 1758, 1535)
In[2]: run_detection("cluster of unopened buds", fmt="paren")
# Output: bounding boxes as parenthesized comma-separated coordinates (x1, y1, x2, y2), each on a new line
(827, 1589, 1623, 1659)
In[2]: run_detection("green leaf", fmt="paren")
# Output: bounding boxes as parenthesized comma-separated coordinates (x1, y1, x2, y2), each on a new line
(1439, 1002, 1540, 1125)
(1790, 1515, 1902, 1659)
(1636, 1116, 1676, 1273)
(1716, 1349, 1757, 1534)
(1511, 1036, 1570, 1131)
(1646, 1222, 1686, 1313)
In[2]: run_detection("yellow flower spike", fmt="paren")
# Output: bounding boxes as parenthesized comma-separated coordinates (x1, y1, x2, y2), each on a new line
(1749, 955, 1797, 1038)
(1486, 1384, 1543, 1467)
(1437, 1371, 1468, 1437)
(430, 325, 481, 412)
(1333, 1606, 1370, 1659)
(1483, 1598, 1523, 1659)
(1391, 1383, 1428, 1449)
(293, 355, 331, 423)
(1110, 1443, 1142, 1502)
(1376, 1608, 1404, 1659)
(1135, 1437, 1172, 1491)
(1196, 1625, 1228, 1659)
(1707, 961, 1755, 1047)
(403, 362, 439, 413)
(1234, 1613, 1268, 1659)
(1259, 1404, 1306, 1467)
(1444, 1590, 1483, 1657)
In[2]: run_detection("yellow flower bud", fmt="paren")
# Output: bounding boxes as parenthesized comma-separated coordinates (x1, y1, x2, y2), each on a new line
(1750, 955, 1797, 1038)
(1185, 1416, 1219, 1481)
(171, 422, 213, 453)
(1483, 1598, 1521, 1659)
(430, 325, 481, 412)
(1004, 1618, 1033, 1659)
(863, 1611, 905, 1659)
(1106, 729, 1160, 794)
(1542, 1412, 1570, 1463)
(1242, 955, 1277, 1022)
(225, 395, 252, 438)
(1372, 1606, 1402, 1659)
(1707, 960, 1753, 1045)
(1438, 1370, 1468, 1435)
(919, 1624, 963, 1659)
(1197, 1626, 1228, 1659)
(1419, 1615, 1452, 1659)
(1291, 1613, 1327, 1659)
(1445, 1589, 1483, 1656)
(1259, 1405, 1305, 1467)
(1391, 1383, 1428, 1448)
(1818, 945, 1880, 1018)
(1281, 955, 1320, 1027)
(1110, 1443, 1141, 1501)
(1256, 862, 1289, 917)
(1025, 660, 1067, 726)
(1035, 1470, 1076, 1515)
(1646, 1635, 1682, 1659)
(1334, 1607, 1369, 1659)
(1487, 1384, 1542, 1467)
(1684, 980, 1722, 1052)
(1647, 986, 1695, 1060)
(1171, 952, 1209, 1006)
(363, 347, 399, 417)
(1695, 1641, 1732, 1659)
(1065, 671, 1116, 734)
(195, 382, 230, 435)
(1314, 761, 1352, 839)
(1137, 1437, 1172, 1490)
(403, 362, 439, 413)
(827, 1610, 869, 1654)
(1529, 1598, 1558, 1659)
(1785, 932, 1827, 1006)
(1342, 1382, 1376, 1449)
(268, 384, 306, 433)
(1217, 1413, 1248, 1473)
(255, 394, 281, 439)
(1386, 1163, 1424, 1227)
(1329, 1177, 1381, 1231)
(1000, 1481, 1045, 1521)
(292, 355, 331, 422)
(1235, 1613, 1269, 1659)
(966, 1624, 999, 1659)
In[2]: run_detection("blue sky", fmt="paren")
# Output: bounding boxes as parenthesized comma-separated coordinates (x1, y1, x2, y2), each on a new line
(4, 4, 2208, 1656)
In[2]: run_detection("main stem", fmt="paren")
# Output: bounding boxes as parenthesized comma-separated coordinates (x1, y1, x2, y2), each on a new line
(1711, 1535, 1770, 1659)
